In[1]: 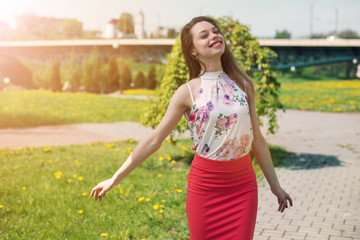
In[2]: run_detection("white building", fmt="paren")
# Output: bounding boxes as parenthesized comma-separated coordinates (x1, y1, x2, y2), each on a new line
(135, 10, 145, 39)
(102, 19, 123, 39)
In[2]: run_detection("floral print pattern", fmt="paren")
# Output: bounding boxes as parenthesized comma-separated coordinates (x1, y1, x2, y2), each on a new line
(185, 70, 253, 160)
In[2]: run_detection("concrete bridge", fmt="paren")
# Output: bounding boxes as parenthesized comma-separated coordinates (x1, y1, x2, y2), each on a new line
(1, 39, 360, 70)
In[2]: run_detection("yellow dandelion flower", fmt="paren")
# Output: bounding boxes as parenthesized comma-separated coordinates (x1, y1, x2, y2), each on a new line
(174, 184, 177, 187)
(96, 213, 100, 216)
(82, 192, 87, 196)
(114, 138, 119, 142)
(54, 171, 62, 179)
(145, 198, 151, 202)
(166, 139, 171, 143)
(141, 239, 146, 240)
(0, 205, 3, 208)
(119, 190, 124, 194)
(181, 146, 188, 151)
(78, 176, 84, 181)
(100, 233, 108, 237)
(181, 153, 185, 157)
(141, 210, 144, 213)
(157, 174, 162, 178)
(22, 186, 26, 190)
(67, 179, 72, 183)
(161, 199, 166, 203)
(74, 160, 80, 166)
(160, 209, 164, 213)
(106, 143, 114, 148)
(153, 204, 159, 210)
(175, 189, 183, 193)
(129, 139, 134, 143)
(78, 210, 84, 214)
(48, 159, 53, 163)
(167, 156, 172, 161)
(137, 197, 145, 202)
(185, 172, 189, 175)
(88, 143, 92, 146)
(171, 160, 175, 164)
(159, 156, 164, 161)
(160, 205, 164, 208)
(42, 147, 51, 153)
(73, 174, 78, 178)
(110, 236, 115, 239)
(165, 190, 169, 193)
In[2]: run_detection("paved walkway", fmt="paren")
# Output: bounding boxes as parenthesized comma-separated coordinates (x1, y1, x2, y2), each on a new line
(1, 109, 359, 239)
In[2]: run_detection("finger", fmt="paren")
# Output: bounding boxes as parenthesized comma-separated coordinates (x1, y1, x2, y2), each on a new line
(288, 195, 293, 206)
(95, 189, 100, 201)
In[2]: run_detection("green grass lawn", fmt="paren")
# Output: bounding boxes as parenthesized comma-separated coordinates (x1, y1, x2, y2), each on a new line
(278, 78, 360, 112)
(0, 139, 287, 239)
(0, 90, 147, 129)
(0, 78, 359, 129)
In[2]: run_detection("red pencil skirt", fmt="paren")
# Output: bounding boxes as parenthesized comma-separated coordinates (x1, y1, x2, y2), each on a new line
(186, 152, 258, 240)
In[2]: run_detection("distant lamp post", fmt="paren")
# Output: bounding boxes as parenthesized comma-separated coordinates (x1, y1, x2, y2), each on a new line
(3, 77, 10, 91)
(112, 42, 119, 49)
(290, 66, 296, 72)
(352, 58, 358, 64)
(3, 77, 10, 84)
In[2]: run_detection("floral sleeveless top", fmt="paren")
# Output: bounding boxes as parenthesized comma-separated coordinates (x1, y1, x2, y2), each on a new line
(184, 69, 253, 161)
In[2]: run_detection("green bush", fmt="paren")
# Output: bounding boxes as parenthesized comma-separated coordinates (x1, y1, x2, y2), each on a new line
(134, 70, 146, 88)
(121, 62, 132, 90)
(146, 65, 157, 89)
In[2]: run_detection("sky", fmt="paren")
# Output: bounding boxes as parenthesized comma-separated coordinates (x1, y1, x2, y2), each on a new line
(0, 0, 359, 38)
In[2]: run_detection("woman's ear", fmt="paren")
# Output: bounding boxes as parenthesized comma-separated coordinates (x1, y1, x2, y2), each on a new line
(191, 49, 197, 58)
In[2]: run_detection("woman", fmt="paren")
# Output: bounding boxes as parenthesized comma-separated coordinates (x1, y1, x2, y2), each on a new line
(90, 16, 292, 239)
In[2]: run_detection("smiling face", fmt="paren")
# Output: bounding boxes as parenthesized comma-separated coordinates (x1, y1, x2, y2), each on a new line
(190, 21, 225, 61)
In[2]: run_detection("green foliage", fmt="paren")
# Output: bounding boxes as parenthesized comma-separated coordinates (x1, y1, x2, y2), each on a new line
(117, 12, 134, 35)
(338, 29, 360, 39)
(33, 64, 51, 89)
(217, 16, 283, 134)
(50, 60, 62, 92)
(134, 70, 146, 88)
(81, 47, 104, 93)
(274, 29, 291, 39)
(146, 65, 157, 89)
(60, 50, 82, 91)
(121, 62, 132, 90)
(140, 36, 188, 135)
(141, 16, 283, 135)
(107, 57, 120, 92)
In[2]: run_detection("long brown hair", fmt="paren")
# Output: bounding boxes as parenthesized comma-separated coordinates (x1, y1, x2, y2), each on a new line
(180, 16, 254, 97)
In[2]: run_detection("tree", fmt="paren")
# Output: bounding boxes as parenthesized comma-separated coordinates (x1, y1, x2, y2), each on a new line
(117, 13, 134, 35)
(141, 16, 283, 136)
(61, 50, 82, 91)
(121, 62, 132, 90)
(275, 29, 291, 39)
(146, 65, 157, 89)
(107, 57, 120, 92)
(338, 29, 359, 39)
(134, 70, 146, 88)
(50, 60, 62, 92)
(81, 47, 103, 93)
(59, 19, 83, 39)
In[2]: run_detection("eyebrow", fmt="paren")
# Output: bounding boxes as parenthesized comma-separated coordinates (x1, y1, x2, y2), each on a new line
(198, 27, 218, 35)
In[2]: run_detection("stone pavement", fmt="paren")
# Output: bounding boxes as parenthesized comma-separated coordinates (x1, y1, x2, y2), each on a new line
(0, 109, 359, 239)
(254, 110, 360, 240)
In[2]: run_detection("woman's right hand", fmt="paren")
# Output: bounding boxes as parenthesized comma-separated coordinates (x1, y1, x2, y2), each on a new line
(90, 178, 116, 201)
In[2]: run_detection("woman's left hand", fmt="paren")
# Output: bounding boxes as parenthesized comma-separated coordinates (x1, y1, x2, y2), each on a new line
(271, 186, 293, 213)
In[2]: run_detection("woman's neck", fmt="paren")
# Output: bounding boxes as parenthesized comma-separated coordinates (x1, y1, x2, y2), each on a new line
(200, 59, 222, 72)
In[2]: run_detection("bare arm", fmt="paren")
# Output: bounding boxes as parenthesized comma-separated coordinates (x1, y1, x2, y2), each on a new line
(247, 88, 293, 212)
(90, 84, 191, 201)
